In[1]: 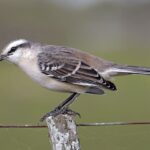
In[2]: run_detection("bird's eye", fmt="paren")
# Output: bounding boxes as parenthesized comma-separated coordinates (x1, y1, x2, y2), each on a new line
(8, 46, 17, 54)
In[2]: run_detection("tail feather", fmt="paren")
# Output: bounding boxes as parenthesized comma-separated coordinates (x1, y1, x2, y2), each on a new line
(113, 65, 150, 75)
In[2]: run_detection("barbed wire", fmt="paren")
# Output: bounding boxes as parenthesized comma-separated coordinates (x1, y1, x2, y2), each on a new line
(0, 121, 150, 128)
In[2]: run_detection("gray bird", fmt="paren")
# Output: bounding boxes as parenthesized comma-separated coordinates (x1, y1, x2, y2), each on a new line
(0, 39, 150, 121)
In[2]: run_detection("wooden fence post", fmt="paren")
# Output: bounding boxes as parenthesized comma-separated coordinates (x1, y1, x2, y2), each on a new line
(46, 114, 80, 150)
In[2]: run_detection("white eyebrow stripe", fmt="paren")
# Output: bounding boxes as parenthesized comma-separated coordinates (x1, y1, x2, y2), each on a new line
(5, 39, 28, 54)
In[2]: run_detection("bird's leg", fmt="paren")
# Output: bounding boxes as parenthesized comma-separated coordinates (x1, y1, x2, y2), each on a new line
(40, 93, 80, 122)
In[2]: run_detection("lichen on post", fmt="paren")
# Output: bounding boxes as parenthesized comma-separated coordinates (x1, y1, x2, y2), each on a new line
(46, 114, 80, 150)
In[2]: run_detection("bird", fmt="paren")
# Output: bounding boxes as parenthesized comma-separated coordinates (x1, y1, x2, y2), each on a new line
(0, 39, 150, 121)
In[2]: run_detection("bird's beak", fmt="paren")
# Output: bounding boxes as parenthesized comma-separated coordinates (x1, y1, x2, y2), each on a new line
(0, 55, 7, 61)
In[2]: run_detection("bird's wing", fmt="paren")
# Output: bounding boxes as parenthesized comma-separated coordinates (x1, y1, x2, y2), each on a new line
(37, 48, 116, 91)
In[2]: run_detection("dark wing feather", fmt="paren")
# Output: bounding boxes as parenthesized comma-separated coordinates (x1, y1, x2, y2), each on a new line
(38, 50, 116, 91)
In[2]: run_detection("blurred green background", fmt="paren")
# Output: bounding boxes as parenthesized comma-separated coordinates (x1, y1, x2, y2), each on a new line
(0, 0, 150, 150)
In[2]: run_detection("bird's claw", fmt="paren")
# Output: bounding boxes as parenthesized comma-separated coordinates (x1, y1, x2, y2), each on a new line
(40, 107, 80, 122)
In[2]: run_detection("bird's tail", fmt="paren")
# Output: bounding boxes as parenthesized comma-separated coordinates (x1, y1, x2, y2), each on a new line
(107, 64, 150, 76)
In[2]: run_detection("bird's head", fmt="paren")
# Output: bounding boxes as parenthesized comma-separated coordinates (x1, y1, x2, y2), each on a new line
(0, 39, 31, 64)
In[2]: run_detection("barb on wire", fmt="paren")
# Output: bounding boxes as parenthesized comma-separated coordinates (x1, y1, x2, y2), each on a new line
(0, 121, 150, 128)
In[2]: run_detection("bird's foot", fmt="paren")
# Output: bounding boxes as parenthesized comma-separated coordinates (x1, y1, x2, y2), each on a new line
(40, 107, 80, 122)
(63, 108, 81, 118)
(40, 93, 80, 122)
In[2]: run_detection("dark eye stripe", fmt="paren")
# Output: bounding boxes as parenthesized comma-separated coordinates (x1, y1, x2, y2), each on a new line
(8, 46, 17, 54)
(8, 42, 30, 55)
